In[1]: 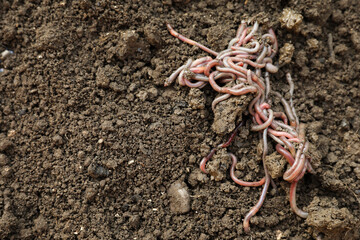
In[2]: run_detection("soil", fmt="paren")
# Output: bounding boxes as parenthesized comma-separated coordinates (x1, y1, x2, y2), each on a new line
(0, 0, 359, 239)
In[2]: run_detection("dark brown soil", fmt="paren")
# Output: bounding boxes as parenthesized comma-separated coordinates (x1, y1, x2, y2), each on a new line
(1, 0, 359, 239)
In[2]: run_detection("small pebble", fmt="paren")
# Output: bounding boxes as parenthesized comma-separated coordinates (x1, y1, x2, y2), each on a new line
(168, 181, 190, 214)
(87, 163, 110, 179)
(0, 154, 9, 166)
(0, 139, 13, 152)
(279, 8, 303, 32)
(1, 166, 12, 178)
(52, 134, 64, 146)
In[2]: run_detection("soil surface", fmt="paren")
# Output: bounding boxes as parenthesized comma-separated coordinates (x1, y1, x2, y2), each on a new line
(1, 0, 360, 239)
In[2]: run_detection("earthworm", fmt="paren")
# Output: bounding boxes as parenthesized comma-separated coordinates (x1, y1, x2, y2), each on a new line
(190, 56, 213, 67)
(243, 21, 259, 43)
(200, 121, 244, 173)
(228, 38, 240, 49)
(273, 111, 288, 125)
(231, 41, 261, 53)
(166, 23, 219, 56)
(199, 148, 216, 174)
(165, 65, 186, 86)
(220, 120, 244, 148)
(268, 29, 278, 58)
(204, 59, 221, 76)
(209, 71, 257, 95)
(268, 128, 298, 140)
(251, 110, 274, 131)
(268, 132, 285, 145)
(229, 153, 265, 186)
(217, 50, 254, 60)
(191, 74, 209, 82)
(256, 46, 268, 63)
(265, 62, 278, 73)
(280, 137, 296, 156)
(283, 145, 306, 182)
(243, 128, 271, 233)
(212, 84, 245, 111)
(235, 21, 247, 39)
(274, 120, 298, 137)
(289, 180, 308, 218)
(214, 72, 236, 81)
(264, 72, 271, 100)
(231, 57, 266, 68)
(274, 91, 296, 127)
(184, 78, 207, 88)
(276, 144, 295, 164)
(226, 58, 264, 89)
(215, 66, 247, 79)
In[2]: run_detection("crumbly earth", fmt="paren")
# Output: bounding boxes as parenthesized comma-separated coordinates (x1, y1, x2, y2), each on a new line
(0, 0, 359, 239)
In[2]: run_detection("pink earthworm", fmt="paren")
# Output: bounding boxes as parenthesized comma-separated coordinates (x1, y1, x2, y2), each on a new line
(268, 128, 298, 140)
(289, 180, 308, 218)
(231, 41, 260, 53)
(166, 23, 218, 56)
(243, 127, 271, 233)
(211, 84, 245, 111)
(164, 65, 186, 87)
(243, 21, 259, 43)
(268, 29, 278, 58)
(199, 121, 245, 173)
(204, 59, 221, 76)
(274, 91, 297, 127)
(231, 57, 266, 68)
(190, 56, 213, 67)
(251, 109, 274, 131)
(276, 144, 295, 165)
(209, 71, 257, 95)
(235, 21, 247, 39)
(229, 153, 266, 187)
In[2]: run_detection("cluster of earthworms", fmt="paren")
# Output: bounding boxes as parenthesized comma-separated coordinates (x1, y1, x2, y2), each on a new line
(165, 21, 314, 233)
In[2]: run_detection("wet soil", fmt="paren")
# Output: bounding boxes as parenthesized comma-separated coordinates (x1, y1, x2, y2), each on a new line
(0, 0, 359, 239)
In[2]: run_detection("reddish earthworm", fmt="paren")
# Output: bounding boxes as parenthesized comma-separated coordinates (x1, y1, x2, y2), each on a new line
(212, 84, 245, 111)
(268, 29, 278, 58)
(209, 71, 257, 95)
(199, 121, 245, 173)
(268, 128, 298, 140)
(268, 132, 285, 145)
(289, 180, 308, 218)
(251, 109, 274, 131)
(215, 66, 247, 79)
(273, 111, 288, 125)
(243, 128, 271, 233)
(166, 23, 218, 56)
(184, 78, 207, 88)
(236, 26, 248, 46)
(231, 41, 261, 53)
(165, 65, 186, 87)
(243, 21, 259, 43)
(191, 74, 209, 82)
(276, 144, 295, 165)
(274, 91, 297, 127)
(214, 72, 236, 81)
(229, 153, 265, 186)
(204, 59, 221, 76)
(265, 62, 278, 73)
(190, 56, 213, 67)
(235, 21, 247, 39)
(199, 148, 216, 174)
(226, 58, 265, 89)
(279, 137, 296, 156)
(228, 38, 240, 49)
(231, 57, 266, 68)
